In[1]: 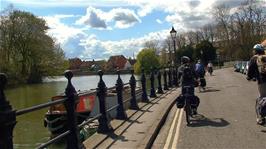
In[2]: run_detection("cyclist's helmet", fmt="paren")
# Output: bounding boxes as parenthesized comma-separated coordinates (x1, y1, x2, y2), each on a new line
(181, 56, 190, 64)
(253, 44, 265, 54)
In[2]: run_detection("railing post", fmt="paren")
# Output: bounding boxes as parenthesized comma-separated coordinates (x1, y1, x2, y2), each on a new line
(157, 69, 164, 94)
(175, 66, 179, 87)
(163, 68, 169, 90)
(64, 70, 83, 149)
(96, 70, 113, 133)
(115, 70, 127, 120)
(173, 66, 178, 87)
(129, 69, 139, 110)
(168, 67, 173, 88)
(141, 69, 149, 102)
(150, 68, 157, 98)
(0, 73, 16, 149)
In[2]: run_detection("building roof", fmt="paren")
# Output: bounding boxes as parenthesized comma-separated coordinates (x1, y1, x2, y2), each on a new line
(107, 55, 128, 69)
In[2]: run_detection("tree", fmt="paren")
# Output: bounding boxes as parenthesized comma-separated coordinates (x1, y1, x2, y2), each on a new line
(195, 40, 217, 65)
(176, 45, 195, 63)
(134, 49, 160, 74)
(0, 8, 68, 84)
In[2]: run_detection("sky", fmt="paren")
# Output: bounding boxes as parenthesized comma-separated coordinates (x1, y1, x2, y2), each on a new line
(1, 0, 265, 60)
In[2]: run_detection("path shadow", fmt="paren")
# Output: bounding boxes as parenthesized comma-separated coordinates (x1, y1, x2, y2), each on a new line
(126, 119, 143, 124)
(188, 114, 230, 127)
(200, 88, 221, 93)
(138, 109, 152, 112)
(260, 130, 266, 133)
(107, 132, 128, 142)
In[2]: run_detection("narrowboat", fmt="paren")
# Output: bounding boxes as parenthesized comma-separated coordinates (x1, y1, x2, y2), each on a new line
(44, 91, 96, 136)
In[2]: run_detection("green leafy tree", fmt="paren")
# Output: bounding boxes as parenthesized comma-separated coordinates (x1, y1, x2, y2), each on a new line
(176, 45, 195, 63)
(0, 7, 68, 84)
(134, 48, 160, 74)
(194, 40, 217, 65)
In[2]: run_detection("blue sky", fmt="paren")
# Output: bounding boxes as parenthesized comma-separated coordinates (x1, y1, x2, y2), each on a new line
(1, 0, 264, 60)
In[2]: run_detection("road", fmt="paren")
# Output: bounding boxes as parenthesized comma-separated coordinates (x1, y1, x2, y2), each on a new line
(153, 68, 266, 149)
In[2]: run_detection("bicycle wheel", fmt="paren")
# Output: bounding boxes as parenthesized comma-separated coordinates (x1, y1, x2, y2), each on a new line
(185, 98, 191, 125)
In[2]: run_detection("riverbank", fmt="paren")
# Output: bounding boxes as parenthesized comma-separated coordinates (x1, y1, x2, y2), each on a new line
(70, 69, 133, 76)
(4, 69, 134, 88)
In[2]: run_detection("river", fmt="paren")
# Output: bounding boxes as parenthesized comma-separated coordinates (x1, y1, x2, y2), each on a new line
(5, 74, 142, 149)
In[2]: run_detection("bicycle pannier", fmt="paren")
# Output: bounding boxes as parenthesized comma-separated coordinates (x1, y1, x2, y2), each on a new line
(176, 94, 185, 108)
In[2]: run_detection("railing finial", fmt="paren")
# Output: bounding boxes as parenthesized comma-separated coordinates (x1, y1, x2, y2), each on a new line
(64, 70, 73, 81)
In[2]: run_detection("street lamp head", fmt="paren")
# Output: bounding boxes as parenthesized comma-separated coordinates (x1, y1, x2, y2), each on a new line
(170, 26, 177, 40)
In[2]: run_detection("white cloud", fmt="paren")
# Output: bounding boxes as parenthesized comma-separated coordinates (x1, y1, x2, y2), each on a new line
(76, 7, 107, 29)
(76, 29, 170, 60)
(76, 6, 141, 29)
(110, 8, 141, 28)
(156, 19, 163, 24)
(42, 15, 86, 44)
(35, 0, 258, 60)
(5, 0, 131, 7)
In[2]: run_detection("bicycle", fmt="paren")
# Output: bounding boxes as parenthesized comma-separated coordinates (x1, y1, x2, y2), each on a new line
(183, 85, 194, 125)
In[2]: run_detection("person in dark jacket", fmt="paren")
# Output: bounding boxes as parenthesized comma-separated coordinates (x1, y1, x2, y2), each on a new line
(178, 56, 199, 114)
(247, 43, 266, 125)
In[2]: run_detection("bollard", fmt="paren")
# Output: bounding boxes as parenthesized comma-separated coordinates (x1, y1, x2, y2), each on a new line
(163, 68, 169, 90)
(149, 68, 157, 98)
(141, 69, 149, 102)
(64, 70, 83, 149)
(168, 67, 173, 88)
(129, 69, 139, 110)
(96, 70, 113, 133)
(115, 70, 127, 120)
(157, 69, 164, 94)
(0, 73, 16, 149)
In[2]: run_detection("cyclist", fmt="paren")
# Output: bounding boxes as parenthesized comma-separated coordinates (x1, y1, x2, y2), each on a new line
(177, 56, 199, 114)
(247, 43, 266, 125)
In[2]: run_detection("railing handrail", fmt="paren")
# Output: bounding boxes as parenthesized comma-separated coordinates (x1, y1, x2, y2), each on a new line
(0, 67, 176, 149)
(16, 83, 133, 116)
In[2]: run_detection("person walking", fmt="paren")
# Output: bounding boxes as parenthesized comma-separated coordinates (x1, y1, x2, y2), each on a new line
(207, 61, 213, 76)
(195, 60, 206, 91)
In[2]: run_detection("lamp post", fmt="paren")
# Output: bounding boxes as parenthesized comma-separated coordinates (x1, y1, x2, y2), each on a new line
(170, 26, 177, 65)
(170, 26, 178, 86)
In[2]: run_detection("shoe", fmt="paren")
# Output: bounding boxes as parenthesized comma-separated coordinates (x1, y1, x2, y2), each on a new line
(257, 117, 265, 125)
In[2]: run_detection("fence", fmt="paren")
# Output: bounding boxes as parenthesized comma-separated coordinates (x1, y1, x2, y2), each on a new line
(0, 67, 179, 149)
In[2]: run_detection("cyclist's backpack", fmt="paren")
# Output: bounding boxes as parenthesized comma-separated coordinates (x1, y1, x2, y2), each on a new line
(256, 55, 266, 75)
(176, 94, 185, 108)
(256, 97, 266, 117)
(195, 63, 205, 75)
(182, 65, 193, 81)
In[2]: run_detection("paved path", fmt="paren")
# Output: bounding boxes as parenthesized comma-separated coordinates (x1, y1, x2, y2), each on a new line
(83, 87, 180, 149)
(153, 68, 266, 149)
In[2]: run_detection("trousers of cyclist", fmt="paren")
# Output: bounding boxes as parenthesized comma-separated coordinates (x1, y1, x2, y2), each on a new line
(178, 56, 199, 113)
(247, 43, 266, 125)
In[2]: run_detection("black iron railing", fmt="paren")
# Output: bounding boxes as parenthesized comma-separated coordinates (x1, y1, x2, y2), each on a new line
(0, 67, 178, 149)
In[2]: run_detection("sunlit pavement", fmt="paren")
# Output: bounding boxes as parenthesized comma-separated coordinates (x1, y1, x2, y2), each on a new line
(83, 87, 180, 148)
(153, 68, 266, 149)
